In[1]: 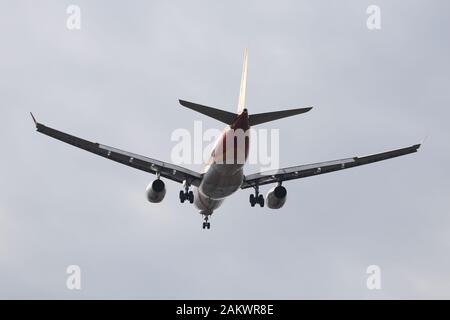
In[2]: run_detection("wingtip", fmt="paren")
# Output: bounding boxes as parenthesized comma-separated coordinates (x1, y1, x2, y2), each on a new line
(419, 133, 429, 149)
(299, 107, 313, 114)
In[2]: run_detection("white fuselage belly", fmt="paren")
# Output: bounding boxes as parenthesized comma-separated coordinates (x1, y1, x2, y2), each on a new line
(193, 108, 250, 216)
(194, 164, 244, 215)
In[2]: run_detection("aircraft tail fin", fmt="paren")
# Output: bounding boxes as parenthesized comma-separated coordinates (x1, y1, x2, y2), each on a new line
(180, 49, 313, 127)
(179, 99, 237, 125)
(237, 48, 248, 114)
(248, 107, 313, 126)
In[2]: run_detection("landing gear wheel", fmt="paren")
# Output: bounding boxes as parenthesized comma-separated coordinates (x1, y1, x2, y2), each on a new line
(180, 181, 194, 204)
(179, 190, 185, 203)
(202, 216, 211, 229)
(258, 194, 264, 207)
(249, 194, 256, 207)
(250, 186, 264, 207)
(202, 222, 211, 230)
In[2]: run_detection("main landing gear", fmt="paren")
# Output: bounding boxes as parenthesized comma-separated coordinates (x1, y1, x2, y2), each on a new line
(202, 215, 211, 230)
(249, 185, 264, 207)
(179, 181, 194, 204)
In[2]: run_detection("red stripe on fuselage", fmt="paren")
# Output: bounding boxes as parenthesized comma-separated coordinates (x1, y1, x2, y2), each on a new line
(215, 110, 250, 164)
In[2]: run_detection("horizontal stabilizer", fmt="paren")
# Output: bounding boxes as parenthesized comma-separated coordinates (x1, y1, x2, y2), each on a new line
(248, 107, 312, 126)
(179, 100, 237, 125)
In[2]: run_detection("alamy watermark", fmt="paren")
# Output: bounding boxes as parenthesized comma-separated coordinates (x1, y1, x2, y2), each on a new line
(366, 265, 382, 290)
(366, 5, 381, 30)
(170, 121, 280, 171)
(66, 5, 81, 30)
(66, 265, 82, 290)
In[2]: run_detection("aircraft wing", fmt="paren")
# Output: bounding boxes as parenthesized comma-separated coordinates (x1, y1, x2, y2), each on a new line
(241, 144, 420, 189)
(31, 113, 203, 187)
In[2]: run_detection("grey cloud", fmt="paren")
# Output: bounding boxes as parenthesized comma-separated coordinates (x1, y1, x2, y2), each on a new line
(0, 0, 449, 299)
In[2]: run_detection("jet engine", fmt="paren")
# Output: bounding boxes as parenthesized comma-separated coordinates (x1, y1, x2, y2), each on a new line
(266, 185, 287, 209)
(146, 179, 166, 203)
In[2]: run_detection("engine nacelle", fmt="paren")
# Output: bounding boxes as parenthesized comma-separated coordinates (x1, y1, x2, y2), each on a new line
(266, 185, 287, 209)
(146, 179, 166, 203)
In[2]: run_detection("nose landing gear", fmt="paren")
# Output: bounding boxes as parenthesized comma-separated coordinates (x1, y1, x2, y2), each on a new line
(202, 215, 211, 230)
(179, 181, 194, 204)
(249, 185, 264, 207)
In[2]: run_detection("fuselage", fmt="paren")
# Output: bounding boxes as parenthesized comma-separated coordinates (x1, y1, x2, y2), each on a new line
(194, 109, 250, 215)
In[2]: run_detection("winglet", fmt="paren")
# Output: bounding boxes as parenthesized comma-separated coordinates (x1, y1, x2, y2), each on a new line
(420, 133, 429, 149)
(30, 112, 37, 126)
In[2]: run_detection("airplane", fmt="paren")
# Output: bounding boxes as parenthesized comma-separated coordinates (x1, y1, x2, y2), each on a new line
(31, 49, 420, 229)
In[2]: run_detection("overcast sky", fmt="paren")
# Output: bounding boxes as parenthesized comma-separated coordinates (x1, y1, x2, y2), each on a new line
(1, 0, 449, 299)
